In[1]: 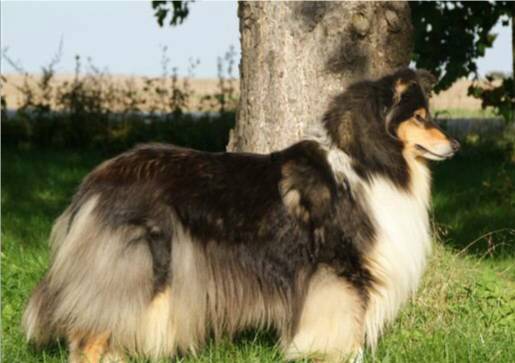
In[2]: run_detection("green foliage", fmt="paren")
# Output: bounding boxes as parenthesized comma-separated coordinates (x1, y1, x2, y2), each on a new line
(411, 1, 513, 123)
(468, 76, 514, 123)
(410, 1, 512, 92)
(152, 0, 191, 27)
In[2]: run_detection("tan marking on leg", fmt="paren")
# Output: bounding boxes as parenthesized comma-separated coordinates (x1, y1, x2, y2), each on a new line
(136, 287, 174, 357)
(68, 332, 110, 363)
(100, 350, 127, 363)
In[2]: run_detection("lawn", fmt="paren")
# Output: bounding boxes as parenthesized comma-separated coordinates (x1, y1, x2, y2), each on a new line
(2, 141, 514, 363)
(432, 108, 499, 119)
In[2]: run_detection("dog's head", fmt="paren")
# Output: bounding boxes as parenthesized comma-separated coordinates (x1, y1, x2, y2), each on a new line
(385, 69, 459, 161)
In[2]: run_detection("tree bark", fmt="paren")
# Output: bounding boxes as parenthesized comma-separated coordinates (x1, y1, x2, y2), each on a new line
(228, 1, 413, 153)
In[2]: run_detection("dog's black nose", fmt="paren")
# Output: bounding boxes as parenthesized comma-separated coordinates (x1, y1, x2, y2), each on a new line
(451, 139, 460, 152)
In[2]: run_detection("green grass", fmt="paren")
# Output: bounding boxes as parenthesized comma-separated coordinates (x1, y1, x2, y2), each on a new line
(433, 108, 499, 119)
(2, 142, 514, 363)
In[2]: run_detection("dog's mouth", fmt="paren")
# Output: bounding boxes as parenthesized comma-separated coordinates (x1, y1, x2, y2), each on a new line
(415, 144, 455, 160)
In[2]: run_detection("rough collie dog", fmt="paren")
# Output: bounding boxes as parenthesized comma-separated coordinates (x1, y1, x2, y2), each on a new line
(23, 68, 459, 363)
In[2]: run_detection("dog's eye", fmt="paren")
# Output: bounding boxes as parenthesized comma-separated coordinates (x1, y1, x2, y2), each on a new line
(414, 114, 426, 125)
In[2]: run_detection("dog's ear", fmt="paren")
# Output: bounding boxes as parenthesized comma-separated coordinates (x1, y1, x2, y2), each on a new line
(393, 78, 413, 104)
(416, 69, 437, 95)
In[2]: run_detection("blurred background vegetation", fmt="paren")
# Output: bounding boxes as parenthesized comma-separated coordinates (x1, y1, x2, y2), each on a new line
(1, 44, 238, 153)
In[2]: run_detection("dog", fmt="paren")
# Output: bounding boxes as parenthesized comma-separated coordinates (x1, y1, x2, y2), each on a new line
(23, 68, 459, 363)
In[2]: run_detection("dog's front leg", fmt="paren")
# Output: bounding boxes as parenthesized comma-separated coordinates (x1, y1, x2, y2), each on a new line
(283, 267, 365, 363)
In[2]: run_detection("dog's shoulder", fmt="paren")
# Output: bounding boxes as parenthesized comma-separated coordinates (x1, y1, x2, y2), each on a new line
(275, 140, 339, 227)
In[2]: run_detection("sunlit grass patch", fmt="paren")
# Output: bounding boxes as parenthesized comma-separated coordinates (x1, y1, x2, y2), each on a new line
(370, 243, 514, 362)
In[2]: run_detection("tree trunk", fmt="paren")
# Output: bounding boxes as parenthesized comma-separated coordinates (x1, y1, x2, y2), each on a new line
(227, 1, 413, 153)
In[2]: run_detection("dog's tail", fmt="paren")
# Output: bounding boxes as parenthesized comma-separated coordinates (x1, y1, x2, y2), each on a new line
(22, 208, 71, 345)
(22, 276, 57, 345)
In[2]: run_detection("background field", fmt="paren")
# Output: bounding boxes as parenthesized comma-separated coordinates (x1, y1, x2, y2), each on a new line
(2, 135, 514, 362)
(1, 74, 498, 116)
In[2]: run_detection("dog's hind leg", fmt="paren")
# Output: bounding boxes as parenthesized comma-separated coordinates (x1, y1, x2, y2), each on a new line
(68, 332, 126, 363)
(284, 267, 365, 363)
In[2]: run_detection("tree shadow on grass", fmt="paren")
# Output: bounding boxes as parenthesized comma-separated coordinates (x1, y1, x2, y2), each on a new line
(2, 147, 105, 247)
(431, 140, 515, 259)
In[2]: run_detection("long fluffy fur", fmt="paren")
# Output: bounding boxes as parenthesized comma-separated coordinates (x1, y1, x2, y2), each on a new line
(24, 68, 446, 362)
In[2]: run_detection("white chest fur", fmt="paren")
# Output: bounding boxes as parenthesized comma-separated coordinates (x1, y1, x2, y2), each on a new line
(309, 127, 433, 348)
(326, 143, 432, 348)
(362, 159, 432, 348)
